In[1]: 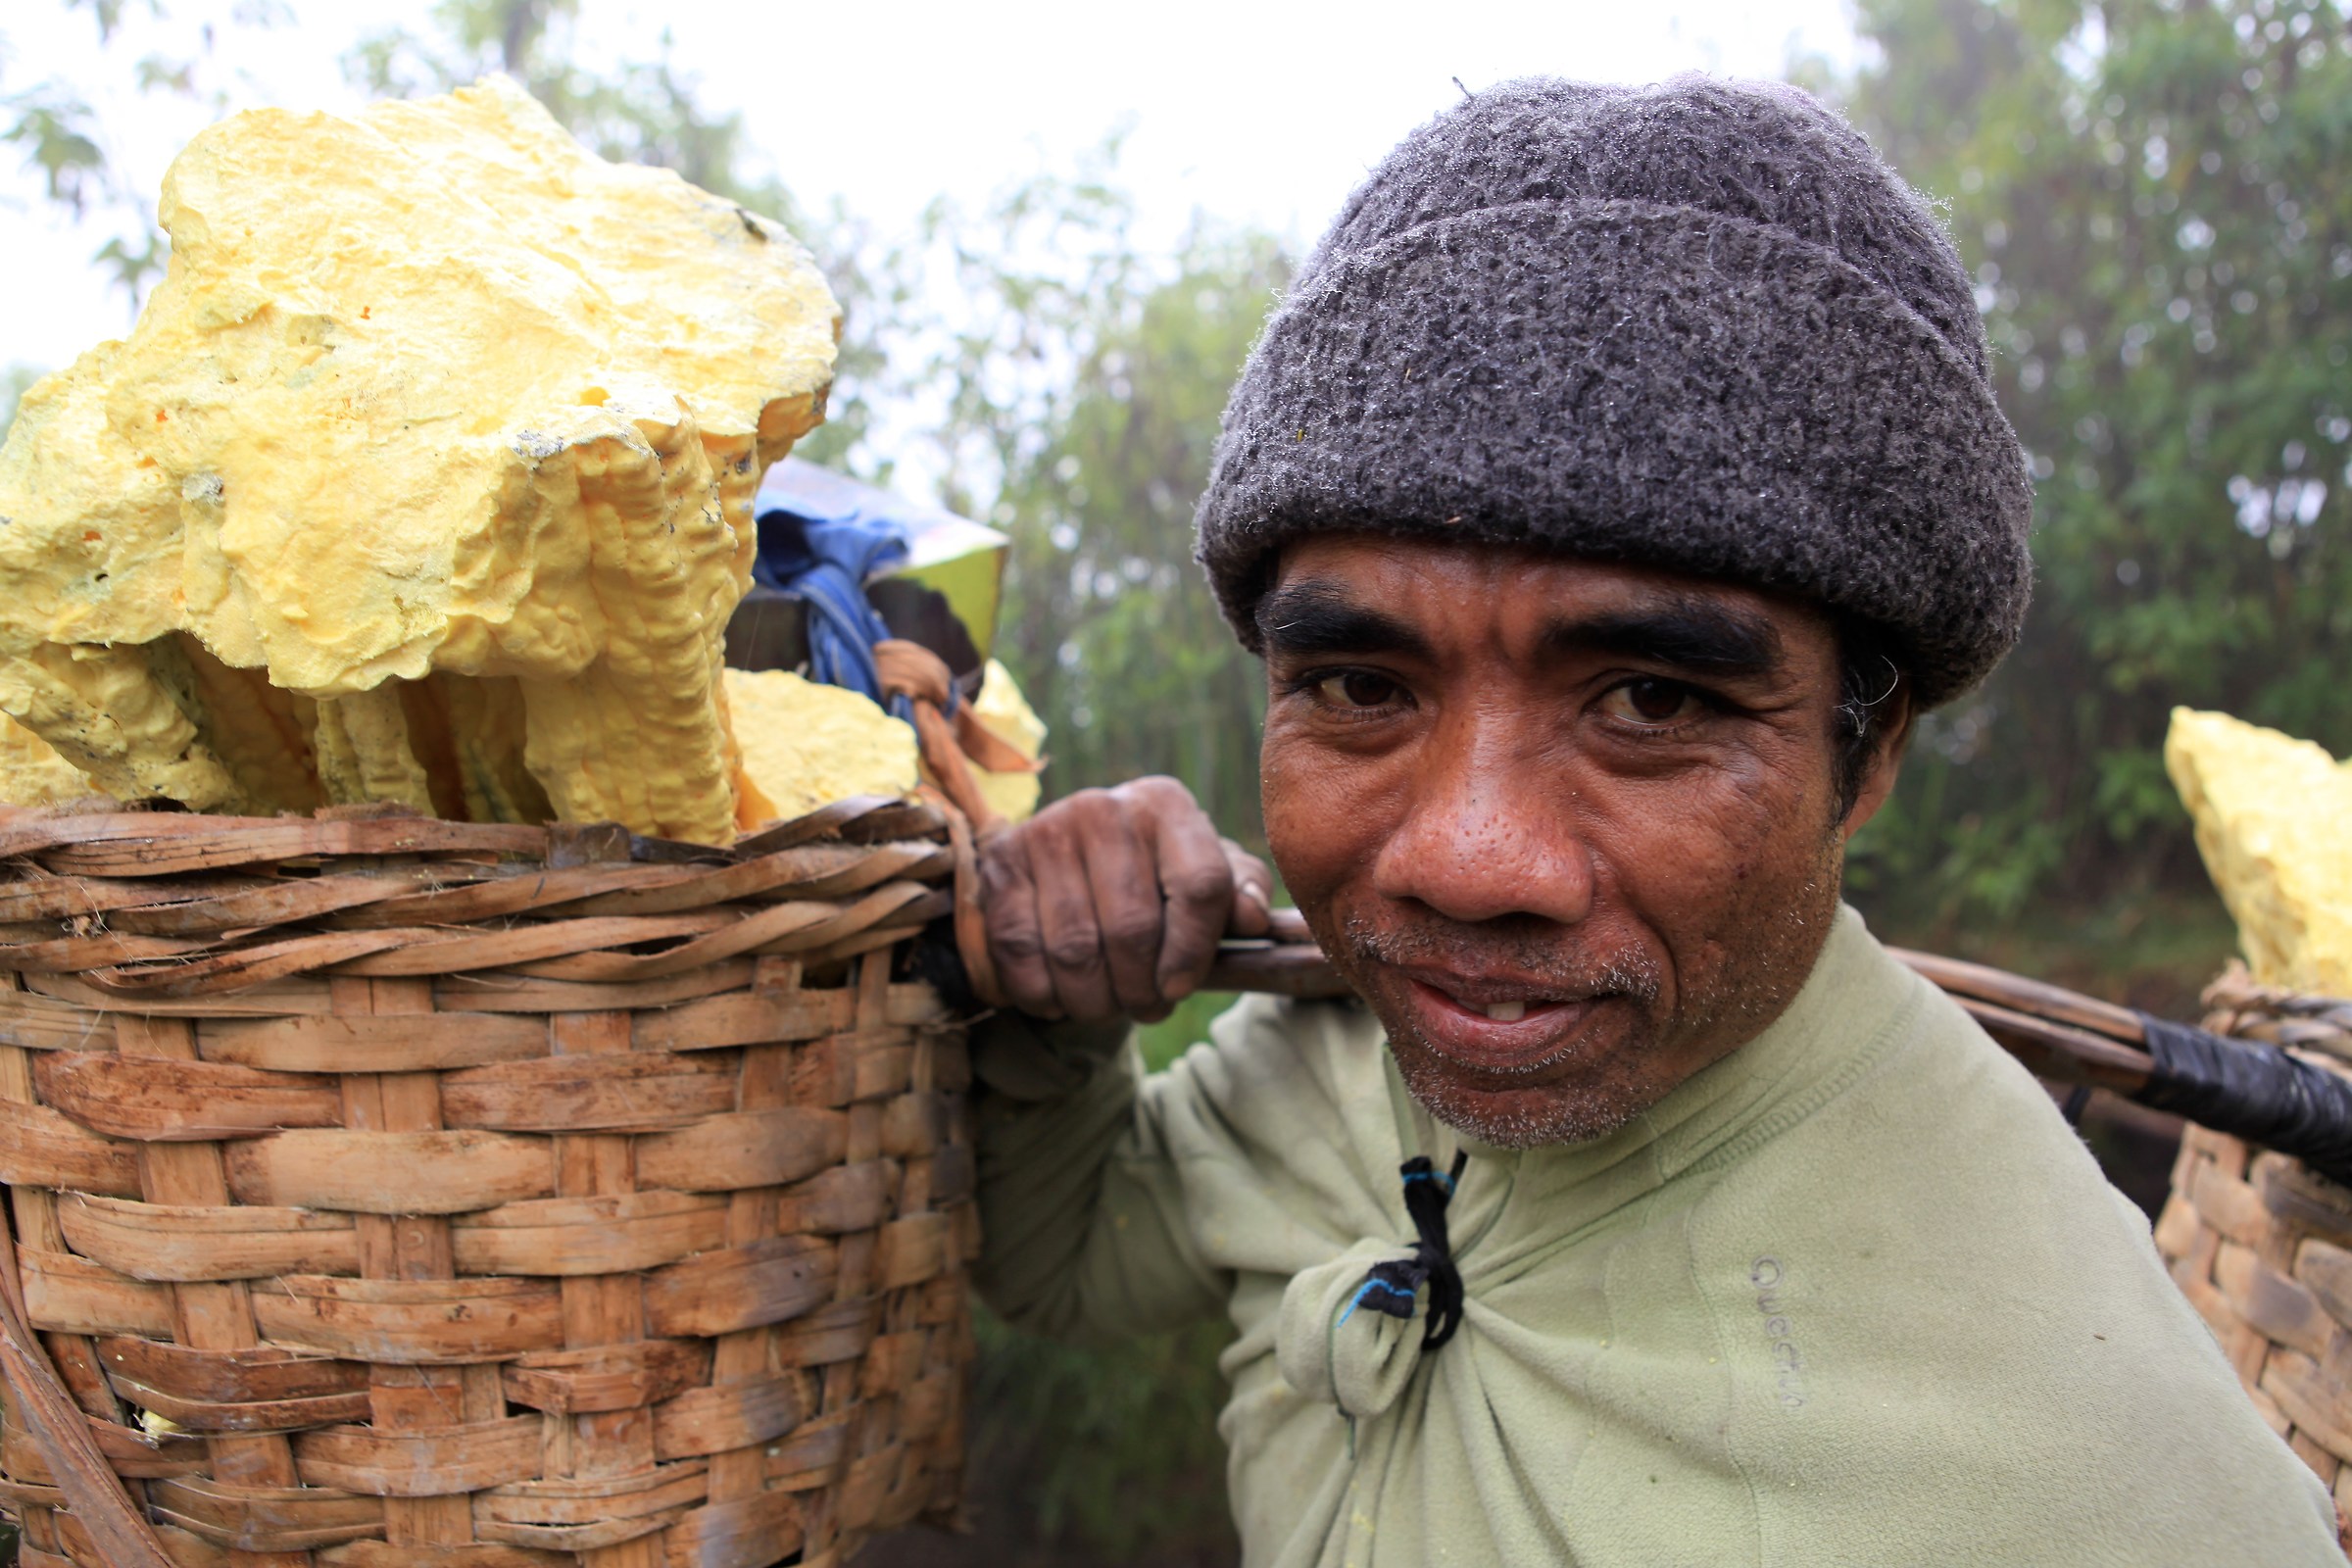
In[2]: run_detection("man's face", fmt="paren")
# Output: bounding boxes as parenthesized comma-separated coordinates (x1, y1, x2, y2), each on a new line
(1257, 535, 1900, 1149)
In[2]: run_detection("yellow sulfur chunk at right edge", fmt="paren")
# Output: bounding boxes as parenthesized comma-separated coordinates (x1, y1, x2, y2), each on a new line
(0, 77, 839, 842)
(2166, 709, 2352, 998)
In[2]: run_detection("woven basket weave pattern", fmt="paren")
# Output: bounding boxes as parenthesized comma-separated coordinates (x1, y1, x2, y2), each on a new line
(0, 802, 977, 1568)
(2155, 968, 2352, 1516)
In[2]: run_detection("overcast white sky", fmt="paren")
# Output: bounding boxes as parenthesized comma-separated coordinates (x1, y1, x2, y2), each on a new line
(1, 0, 1860, 376)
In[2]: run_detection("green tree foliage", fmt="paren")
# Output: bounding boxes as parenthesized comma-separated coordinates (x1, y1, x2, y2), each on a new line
(3, 1, 149, 219)
(1832, 0, 2352, 927)
(901, 163, 1286, 837)
(1004, 234, 1286, 841)
(882, 141, 1151, 516)
(348, 0, 762, 200)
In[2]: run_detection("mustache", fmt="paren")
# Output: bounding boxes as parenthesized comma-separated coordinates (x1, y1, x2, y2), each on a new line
(1337, 909, 1665, 1004)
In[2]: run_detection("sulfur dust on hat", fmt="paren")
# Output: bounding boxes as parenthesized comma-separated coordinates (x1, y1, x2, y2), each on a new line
(1193, 74, 2033, 709)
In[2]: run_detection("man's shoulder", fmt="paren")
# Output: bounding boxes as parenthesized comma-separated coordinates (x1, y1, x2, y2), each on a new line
(1679, 929, 2190, 1361)
(1152, 990, 1390, 1138)
(1679, 947, 2343, 1562)
(1673, 914, 2102, 1201)
(1138, 993, 1412, 1257)
(1762, 918, 2102, 1174)
(1712, 940, 2132, 1247)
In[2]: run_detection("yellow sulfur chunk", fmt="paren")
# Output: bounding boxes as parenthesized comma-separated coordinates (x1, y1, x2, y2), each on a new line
(971, 658, 1049, 825)
(0, 716, 109, 808)
(169, 635, 324, 813)
(0, 641, 238, 808)
(398, 673, 549, 826)
(725, 668, 918, 826)
(2166, 709, 2352, 997)
(509, 399, 752, 838)
(311, 687, 434, 812)
(0, 77, 838, 840)
(0, 342, 186, 656)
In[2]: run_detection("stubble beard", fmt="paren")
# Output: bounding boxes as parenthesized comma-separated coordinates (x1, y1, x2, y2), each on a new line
(1339, 909, 1669, 1150)
(1343, 838, 1848, 1151)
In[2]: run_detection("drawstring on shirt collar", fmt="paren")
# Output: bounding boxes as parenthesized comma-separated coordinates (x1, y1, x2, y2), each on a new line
(1342, 1151, 1471, 1351)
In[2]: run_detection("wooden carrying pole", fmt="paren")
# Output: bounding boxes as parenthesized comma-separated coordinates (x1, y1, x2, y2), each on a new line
(1198, 911, 2352, 1192)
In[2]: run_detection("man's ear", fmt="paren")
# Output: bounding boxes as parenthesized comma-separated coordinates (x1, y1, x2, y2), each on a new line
(1840, 690, 1914, 843)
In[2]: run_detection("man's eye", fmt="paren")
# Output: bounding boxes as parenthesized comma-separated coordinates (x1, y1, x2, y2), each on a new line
(1601, 677, 1704, 725)
(1314, 671, 1400, 709)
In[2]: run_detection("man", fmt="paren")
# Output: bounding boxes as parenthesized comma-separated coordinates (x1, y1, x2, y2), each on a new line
(969, 76, 2345, 1564)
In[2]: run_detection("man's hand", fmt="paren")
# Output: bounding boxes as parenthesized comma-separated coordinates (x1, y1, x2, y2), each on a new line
(979, 775, 1273, 1024)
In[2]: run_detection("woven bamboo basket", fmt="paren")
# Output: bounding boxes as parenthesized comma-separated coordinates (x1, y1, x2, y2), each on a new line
(0, 797, 983, 1568)
(2155, 966, 2352, 1515)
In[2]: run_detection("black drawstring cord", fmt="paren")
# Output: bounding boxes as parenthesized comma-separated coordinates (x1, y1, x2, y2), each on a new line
(1344, 1150, 1471, 1350)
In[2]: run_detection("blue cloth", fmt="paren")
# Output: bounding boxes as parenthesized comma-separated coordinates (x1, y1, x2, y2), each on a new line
(751, 511, 903, 710)
(751, 466, 911, 716)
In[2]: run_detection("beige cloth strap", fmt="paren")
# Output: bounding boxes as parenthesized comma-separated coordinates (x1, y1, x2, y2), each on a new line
(874, 644, 1039, 1011)
(874, 641, 1042, 843)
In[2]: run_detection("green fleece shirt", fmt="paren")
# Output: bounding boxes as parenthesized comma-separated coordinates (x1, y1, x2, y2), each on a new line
(972, 908, 2345, 1566)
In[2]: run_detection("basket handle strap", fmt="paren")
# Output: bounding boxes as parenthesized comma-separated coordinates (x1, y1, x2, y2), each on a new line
(877, 640, 1041, 840)
(920, 785, 1007, 1011)
(0, 1220, 177, 1567)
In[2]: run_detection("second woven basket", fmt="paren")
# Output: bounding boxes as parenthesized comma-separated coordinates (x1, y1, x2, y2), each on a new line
(2156, 967, 2352, 1524)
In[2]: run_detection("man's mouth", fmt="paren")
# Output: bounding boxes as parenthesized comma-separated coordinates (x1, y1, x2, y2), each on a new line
(1415, 981, 1570, 1023)
(1395, 971, 1604, 1074)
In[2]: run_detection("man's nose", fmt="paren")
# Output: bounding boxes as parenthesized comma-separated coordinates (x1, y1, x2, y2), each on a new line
(1367, 721, 1596, 927)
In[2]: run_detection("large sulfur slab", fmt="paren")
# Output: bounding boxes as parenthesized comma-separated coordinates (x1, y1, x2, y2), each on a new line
(0, 77, 838, 841)
(2166, 708, 2352, 998)
(725, 667, 918, 827)
(722, 659, 1050, 832)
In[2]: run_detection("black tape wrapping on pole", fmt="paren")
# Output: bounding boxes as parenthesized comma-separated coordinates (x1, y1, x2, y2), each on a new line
(2136, 1013, 2352, 1190)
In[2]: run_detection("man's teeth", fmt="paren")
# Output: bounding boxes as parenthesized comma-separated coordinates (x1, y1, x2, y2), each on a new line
(1483, 1001, 1527, 1022)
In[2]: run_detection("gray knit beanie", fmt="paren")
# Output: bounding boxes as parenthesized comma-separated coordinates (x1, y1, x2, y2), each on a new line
(1194, 74, 2032, 709)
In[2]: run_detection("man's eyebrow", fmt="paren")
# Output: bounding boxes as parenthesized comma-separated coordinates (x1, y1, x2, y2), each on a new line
(1543, 599, 1786, 677)
(1254, 580, 1433, 662)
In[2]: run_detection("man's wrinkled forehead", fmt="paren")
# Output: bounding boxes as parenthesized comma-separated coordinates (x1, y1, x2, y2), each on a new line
(1254, 536, 1801, 679)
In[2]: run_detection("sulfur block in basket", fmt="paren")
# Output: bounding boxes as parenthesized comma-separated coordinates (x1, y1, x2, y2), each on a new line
(968, 658, 1048, 825)
(0, 716, 100, 808)
(0, 78, 839, 843)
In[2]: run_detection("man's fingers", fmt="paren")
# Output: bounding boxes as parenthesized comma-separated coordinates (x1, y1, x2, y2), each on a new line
(1138, 790, 1237, 1000)
(980, 834, 1062, 1018)
(975, 774, 1263, 1024)
(1079, 803, 1176, 1020)
(1223, 839, 1275, 940)
(1028, 807, 1120, 1023)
